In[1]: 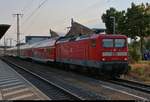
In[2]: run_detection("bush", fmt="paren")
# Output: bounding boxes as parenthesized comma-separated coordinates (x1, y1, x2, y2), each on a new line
(129, 47, 141, 63)
(128, 65, 132, 71)
(136, 68, 145, 75)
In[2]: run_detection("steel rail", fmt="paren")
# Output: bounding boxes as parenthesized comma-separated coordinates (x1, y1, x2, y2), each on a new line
(110, 78, 150, 94)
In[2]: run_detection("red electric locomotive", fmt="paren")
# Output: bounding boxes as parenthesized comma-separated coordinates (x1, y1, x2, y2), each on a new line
(55, 34, 128, 77)
(6, 33, 128, 77)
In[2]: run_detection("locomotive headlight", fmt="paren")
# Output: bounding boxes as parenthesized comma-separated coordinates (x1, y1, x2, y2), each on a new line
(116, 52, 127, 56)
(102, 52, 113, 56)
(124, 58, 128, 61)
(102, 58, 105, 61)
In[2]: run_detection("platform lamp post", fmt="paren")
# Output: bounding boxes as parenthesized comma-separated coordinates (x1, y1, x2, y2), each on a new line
(110, 16, 116, 35)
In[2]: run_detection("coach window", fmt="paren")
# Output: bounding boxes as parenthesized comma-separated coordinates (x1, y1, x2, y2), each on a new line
(91, 39, 96, 47)
(102, 39, 113, 48)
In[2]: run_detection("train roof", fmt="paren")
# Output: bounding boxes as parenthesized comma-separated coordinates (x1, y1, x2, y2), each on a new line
(7, 34, 127, 50)
(7, 46, 17, 50)
(56, 33, 127, 44)
(20, 44, 31, 49)
(7, 37, 58, 50)
(33, 37, 58, 48)
(99, 34, 127, 37)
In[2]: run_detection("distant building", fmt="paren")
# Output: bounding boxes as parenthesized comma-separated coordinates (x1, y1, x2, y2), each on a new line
(66, 19, 94, 37)
(25, 36, 50, 44)
(92, 28, 106, 34)
(49, 29, 59, 37)
(65, 19, 106, 37)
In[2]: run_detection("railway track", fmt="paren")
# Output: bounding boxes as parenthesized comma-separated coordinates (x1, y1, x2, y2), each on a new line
(110, 78, 150, 94)
(1, 58, 84, 100)
(2, 56, 150, 100)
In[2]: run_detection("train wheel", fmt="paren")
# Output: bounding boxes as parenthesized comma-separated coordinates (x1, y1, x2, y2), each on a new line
(64, 64, 70, 71)
(87, 68, 92, 75)
(111, 74, 120, 79)
(69, 64, 76, 71)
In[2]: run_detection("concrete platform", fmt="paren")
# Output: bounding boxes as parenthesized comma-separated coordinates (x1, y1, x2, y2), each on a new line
(0, 59, 50, 100)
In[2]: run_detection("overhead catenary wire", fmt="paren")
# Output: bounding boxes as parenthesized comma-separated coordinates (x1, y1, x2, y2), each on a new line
(51, 0, 113, 28)
(20, 0, 112, 36)
(22, 0, 48, 26)
(4, 0, 35, 42)
(3, 0, 113, 46)
(21, 0, 35, 13)
(21, 0, 49, 35)
(22, 0, 112, 27)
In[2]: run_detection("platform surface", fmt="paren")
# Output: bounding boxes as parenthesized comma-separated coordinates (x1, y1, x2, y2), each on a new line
(0, 60, 50, 100)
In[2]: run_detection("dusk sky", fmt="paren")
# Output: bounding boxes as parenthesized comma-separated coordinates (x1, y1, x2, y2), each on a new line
(0, 0, 149, 45)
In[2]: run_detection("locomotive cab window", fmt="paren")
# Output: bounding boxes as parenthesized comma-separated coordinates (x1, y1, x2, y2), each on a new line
(102, 39, 113, 48)
(115, 39, 126, 48)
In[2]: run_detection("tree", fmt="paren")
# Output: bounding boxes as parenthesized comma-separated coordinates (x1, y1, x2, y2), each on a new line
(124, 3, 150, 59)
(102, 3, 150, 60)
(145, 39, 150, 50)
(128, 41, 141, 63)
(101, 7, 124, 34)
